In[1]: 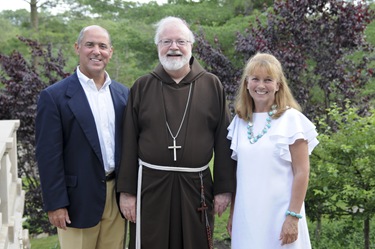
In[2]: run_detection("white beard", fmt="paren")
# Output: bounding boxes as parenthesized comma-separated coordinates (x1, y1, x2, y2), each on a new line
(159, 50, 191, 71)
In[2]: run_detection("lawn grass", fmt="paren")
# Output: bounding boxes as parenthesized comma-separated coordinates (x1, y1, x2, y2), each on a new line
(213, 208, 231, 242)
(30, 235, 59, 249)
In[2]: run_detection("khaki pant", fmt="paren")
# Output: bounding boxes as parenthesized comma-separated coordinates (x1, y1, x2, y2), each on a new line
(57, 179, 125, 249)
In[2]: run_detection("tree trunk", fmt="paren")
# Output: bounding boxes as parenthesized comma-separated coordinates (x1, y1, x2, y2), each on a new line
(364, 217, 370, 249)
(29, 0, 39, 69)
(314, 215, 321, 246)
(30, 0, 39, 32)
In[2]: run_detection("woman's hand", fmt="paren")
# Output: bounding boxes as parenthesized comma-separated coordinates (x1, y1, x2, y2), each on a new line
(279, 216, 299, 245)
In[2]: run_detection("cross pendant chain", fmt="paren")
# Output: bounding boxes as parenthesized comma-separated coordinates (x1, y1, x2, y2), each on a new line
(168, 138, 182, 161)
(163, 83, 192, 162)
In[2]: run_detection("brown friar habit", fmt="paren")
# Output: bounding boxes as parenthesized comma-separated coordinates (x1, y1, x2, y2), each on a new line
(117, 57, 236, 249)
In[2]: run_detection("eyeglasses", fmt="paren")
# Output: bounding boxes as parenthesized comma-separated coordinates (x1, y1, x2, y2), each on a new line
(158, 39, 191, 47)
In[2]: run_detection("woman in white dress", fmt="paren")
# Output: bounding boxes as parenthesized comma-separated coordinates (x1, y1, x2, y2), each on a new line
(227, 53, 319, 248)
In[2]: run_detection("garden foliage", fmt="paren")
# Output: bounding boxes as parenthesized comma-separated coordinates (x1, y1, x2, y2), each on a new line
(0, 37, 69, 234)
(194, 0, 375, 119)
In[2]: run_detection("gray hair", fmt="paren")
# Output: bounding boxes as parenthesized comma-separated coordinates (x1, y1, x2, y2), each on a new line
(154, 16, 195, 45)
(76, 25, 112, 46)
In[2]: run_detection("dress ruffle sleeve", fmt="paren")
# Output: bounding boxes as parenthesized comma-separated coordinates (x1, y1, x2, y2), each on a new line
(269, 108, 319, 162)
(227, 115, 240, 161)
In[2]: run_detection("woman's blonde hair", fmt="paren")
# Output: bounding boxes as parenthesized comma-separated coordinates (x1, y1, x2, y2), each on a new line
(234, 52, 301, 121)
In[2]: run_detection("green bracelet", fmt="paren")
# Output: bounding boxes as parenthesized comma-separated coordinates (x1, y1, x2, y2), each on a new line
(285, 210, 303, 219)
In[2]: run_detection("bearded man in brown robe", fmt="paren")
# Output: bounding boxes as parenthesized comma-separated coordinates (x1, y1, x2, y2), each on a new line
(117, 16, 236, 249)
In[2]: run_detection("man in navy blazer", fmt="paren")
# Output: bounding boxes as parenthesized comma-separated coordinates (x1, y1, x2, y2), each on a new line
(36, 25, 129, 249)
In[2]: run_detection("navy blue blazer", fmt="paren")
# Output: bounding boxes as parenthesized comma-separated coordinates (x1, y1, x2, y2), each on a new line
(35, 72, 129, 228)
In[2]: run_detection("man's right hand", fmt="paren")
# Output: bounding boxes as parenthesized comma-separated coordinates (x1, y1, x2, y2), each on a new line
(48, 208, 71, 230)
(120, 192, 137, 223)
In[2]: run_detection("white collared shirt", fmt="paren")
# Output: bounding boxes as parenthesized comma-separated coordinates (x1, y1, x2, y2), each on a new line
(76, 66, 115, 173)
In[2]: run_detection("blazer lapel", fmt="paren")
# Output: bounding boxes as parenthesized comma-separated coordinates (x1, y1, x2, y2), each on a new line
(66, 74, 103, 165)
(110, 83, 125, 133)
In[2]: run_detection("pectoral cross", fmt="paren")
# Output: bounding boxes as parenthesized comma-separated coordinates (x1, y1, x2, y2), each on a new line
(168, 138, 181, 161)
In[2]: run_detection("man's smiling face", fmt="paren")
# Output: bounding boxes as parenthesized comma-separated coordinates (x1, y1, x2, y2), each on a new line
(75, 26, 113, 79)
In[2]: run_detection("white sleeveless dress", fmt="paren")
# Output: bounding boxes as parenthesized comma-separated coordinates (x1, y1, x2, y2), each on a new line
(227, 108, 319, 249)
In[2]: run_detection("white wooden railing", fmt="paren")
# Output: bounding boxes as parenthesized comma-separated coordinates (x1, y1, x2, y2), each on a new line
(0, 120, 30, 249)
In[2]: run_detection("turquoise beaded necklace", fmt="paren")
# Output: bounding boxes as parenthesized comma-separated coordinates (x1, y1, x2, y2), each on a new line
(247, 105, 277, 144)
